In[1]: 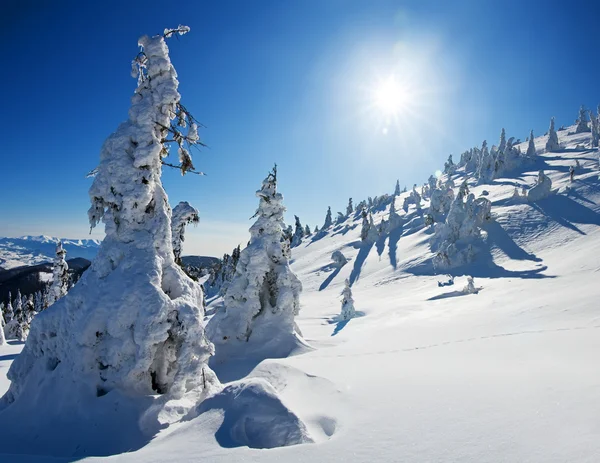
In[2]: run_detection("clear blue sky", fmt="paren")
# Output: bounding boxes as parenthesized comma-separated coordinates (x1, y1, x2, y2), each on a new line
(1, 0, 599, 256)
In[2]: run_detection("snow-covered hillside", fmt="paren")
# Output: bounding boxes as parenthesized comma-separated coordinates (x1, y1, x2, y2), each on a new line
(1, 126, 599, 462)
(0, 236, 101, 270)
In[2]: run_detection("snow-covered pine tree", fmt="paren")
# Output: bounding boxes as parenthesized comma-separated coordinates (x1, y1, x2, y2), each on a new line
(498, 128, 507, 154)
(367, 213, 379, 242)
(207, 166, 303, 354)
(526, 130, 536, 157)
(444, 154, 456, 175)
(171, 201, 199, 265)
(23, 294, 35, 326)
(388, 194, 402, 229)
(527, 170, 553, 202)
(360, 208, 370, 241)
(0, 318, 5, 346)
(331, 250, 348, 267)
(575, 105, 590, 133)
(323, 206, 333, 229)
(3, 293, 13, 326)
(590, 108, 599, 148)
(33, 291, 43, 313)
(412, 184, 422, 211)
(46, 241, 69, 306)
(2, 27, 219, 412)
(314, 225, 319, 234)
(336, 211, 346, 225)
(6, 290, 25, 341)
(545, 117, 560, 152)
(476, 140, 494, 182)
(394, 180, 401, 196)
(346, 198, 353, 216)
(339, 279, 355, 321)
(291, 215, 305, 247)
(429, 179, 454, 221)
(304, 224, 311, 236)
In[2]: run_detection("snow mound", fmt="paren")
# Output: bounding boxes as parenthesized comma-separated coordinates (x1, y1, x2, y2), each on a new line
(193, 378, 312, 449)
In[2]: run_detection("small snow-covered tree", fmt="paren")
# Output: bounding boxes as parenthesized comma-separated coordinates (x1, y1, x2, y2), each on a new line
(346, 198, 353, 216)
(367, 213, 379, 242)
(2, 27, 219, 411)
(463, 276, 477, 294)
(429, 179, 454, 221)
(171, 201, 199, 265)
(3, 293, 13, 327)
(575, 105, 590, 133)
(208, 166, 302, 352)
(291, 215, 305, 247)
(336, 211, 346, 225)
(394, 180, 401, 196)
(323, 206, 333, 229)
(6, 290, 26, 341)
(545, 117, 560, 152)
(0, 318, 5, 346)
(331, 250, 348, 267)
(304, 224, 311, 236)
(526, 130, 536, 157)
(47, 241, 69, 306)
(314, 225, 319, 234)
(527, 170, 553, 202)
(339, 279, 355, 321)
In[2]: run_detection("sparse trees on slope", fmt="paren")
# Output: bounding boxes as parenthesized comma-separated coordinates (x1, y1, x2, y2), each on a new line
(526, 130, 536, 157)
(171, 201, 199, 265)
(545, 117, 560, 152)
(47, 241, 69, 307)
(208, 166, 302, 352)
(2, 27, 219, 410)
(575, 105, 590, 133)
(291, 215, 305, 247)
(340, 279, 355, 321)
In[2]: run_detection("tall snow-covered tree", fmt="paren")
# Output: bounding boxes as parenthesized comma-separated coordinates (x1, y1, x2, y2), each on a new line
(498, 128, 507, 154)
(322, 206, 333, 229)
(47, 241, 69, 306)
(339, 279, 355, 321)
(444, 154, 456, 175)
(394, 180, 401, 196)
(207, 166, 303, 353)
(314, 225, 319, 234)
(291, 215, 305, 247)
(3, 294, 13, 326)
(2, 27, 219, 413)
(346, 198, 353, 216)
(590, 108, 599, 148)
(6, 290, 26, 341)
(526, 130, 536, 157)
(545, 117, 560, 152)
(360, 208, 370, 241)
(388, 194, 402, 229)
(304, 224, 311, 236)
(171, 201, 199, 265)
(575, 105, 590, 133)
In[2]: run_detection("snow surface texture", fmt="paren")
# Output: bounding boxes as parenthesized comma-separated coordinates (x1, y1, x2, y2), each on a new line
(2, 125, 600, 461)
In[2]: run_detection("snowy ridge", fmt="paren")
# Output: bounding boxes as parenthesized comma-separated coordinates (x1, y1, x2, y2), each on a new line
(0, 236, 101, 270)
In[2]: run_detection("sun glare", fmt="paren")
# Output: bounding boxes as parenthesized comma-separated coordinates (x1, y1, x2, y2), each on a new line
(373, 77, 412, 116)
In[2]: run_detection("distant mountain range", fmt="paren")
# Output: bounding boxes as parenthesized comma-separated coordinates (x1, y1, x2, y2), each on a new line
(0, 236, 101, 270)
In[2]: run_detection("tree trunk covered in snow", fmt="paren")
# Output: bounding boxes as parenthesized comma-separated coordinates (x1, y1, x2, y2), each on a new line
(2, 28, 219, 410)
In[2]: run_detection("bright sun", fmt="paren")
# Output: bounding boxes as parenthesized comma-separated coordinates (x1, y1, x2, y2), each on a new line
(373, 77, 412, 116)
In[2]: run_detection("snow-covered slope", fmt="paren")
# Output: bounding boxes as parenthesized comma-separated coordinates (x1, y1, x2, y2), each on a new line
(1, 128, 599, 462)
(0, 236, 101, 270)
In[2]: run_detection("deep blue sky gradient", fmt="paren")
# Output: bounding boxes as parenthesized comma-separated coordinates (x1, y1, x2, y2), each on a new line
(1, 0, 599, 255)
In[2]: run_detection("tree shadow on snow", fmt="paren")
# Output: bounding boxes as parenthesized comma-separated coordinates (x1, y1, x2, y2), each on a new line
(328, 312, 366, 336)
(319, 266, 342, 291)
(531, 194, 600, 235)
(427, 289, 481, 301)
(349, 242, 374, 285)
(485, 221, 542, 262)
(387, 227, 403, 270)
(0, 353, 19, 362)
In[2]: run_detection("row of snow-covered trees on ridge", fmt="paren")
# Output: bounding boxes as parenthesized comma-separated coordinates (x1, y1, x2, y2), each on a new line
(0, 241, 71, 343)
